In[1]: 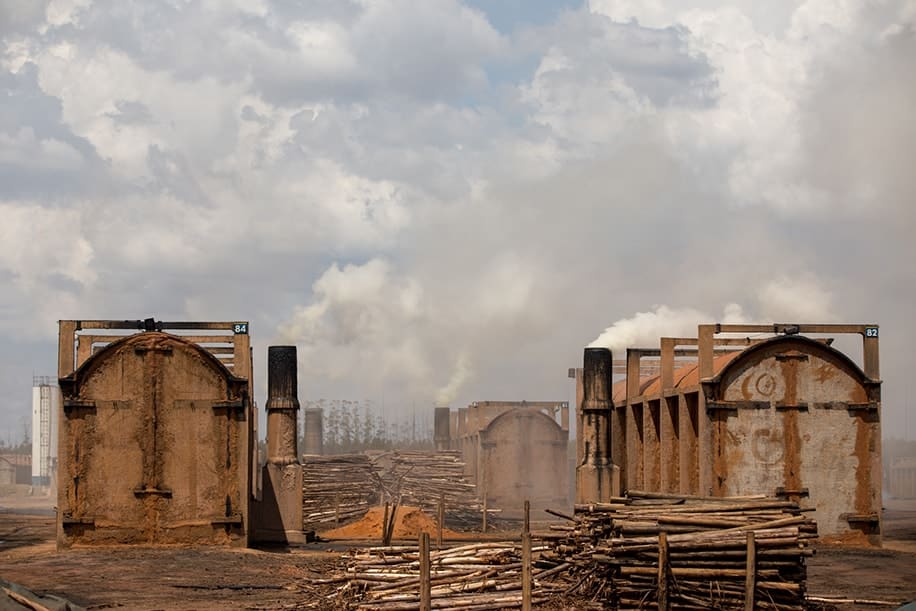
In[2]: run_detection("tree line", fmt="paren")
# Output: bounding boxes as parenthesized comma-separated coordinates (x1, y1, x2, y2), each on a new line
(300, 399, 435, 454)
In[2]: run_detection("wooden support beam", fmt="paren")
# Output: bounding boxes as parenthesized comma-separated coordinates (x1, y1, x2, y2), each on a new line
(745, 531, 757, 611)
(58, 320, 78, 379)
(437, 494, 444, 549)
(658, 531, 669, 611)
(419, 532, 431, 611)
(522, 531, 532, 611)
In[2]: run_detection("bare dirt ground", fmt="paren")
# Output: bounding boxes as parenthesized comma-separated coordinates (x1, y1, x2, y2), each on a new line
(1, 496, 915, 610)
(806, 499, 916, 610)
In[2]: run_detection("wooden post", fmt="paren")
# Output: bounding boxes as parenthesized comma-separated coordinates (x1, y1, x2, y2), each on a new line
(522, 531, 532, 611)
(419, 532, 431, 611)
(744, 531, 756, 611)
(437, 493, 445, 548)
(482, 495, 488, 533)
(385, 502, 399, 546)
(524, 499, 530, 536)
(58, 320, 78, 378)
(381, 502, 390, 546)
(658, 531, 669, 611)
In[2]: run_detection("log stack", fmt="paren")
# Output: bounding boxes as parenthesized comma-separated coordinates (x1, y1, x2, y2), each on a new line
(538, 491, 817, 610)
(302, 492, 816, 609)
(302, 452, 492, 532)
(324, 541, 551, 610)
(302, 454, 381, 529)
(374, 451, 488, 530)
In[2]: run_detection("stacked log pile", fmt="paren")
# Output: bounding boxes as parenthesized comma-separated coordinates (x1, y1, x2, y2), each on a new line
(374, 451, 488, 530)
(302, 452, 493, 532)
(538, 491, 817, 610)
(302, 455, 381, 529)
(322, 542, 552, 610)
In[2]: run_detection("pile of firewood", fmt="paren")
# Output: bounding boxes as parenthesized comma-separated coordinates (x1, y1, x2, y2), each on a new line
(374, 451, 489, 530)
(318, 541, 551, 610)
(538, 491, 817, 609)
(301, 455, 381, 529)
(302, 451, 495, 532)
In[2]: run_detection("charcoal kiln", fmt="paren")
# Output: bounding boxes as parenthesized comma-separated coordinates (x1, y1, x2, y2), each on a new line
(56, 319, 256, 547)
(449, 401, 571, 519)
(577, 323, 883, 544)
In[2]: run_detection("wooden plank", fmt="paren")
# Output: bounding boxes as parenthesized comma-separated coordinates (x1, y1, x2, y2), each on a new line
(419, 532, 431, 611)
(522, 532, 532, 611)
(658, 531, 669, 611)
(745, 530, 757, 611)
(437, 494, 444, 549)
(58, 320, 78, 378)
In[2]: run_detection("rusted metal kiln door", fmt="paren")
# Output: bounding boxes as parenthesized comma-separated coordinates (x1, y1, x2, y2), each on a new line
(60, 333, 245, 545)
(711, 337, 880, 540)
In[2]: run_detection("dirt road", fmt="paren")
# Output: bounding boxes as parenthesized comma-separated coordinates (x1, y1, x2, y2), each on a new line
(1, 498, 915, 610)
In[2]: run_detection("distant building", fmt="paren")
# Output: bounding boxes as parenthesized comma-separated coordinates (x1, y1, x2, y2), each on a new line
(445, 400, 571, 519)
(889, 457, 916, 499)
(0, 457, 15, 486)
(0, 454, 32, 485)
(31, 376, 60, 488)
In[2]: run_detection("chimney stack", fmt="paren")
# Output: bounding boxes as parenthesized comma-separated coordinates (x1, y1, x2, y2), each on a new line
(576, 347, 619, 503)
(265, 346, 300, 465)
(255, 345, 304, 544)
(302, 408, 324, 456)
(434, 406, 451, 452)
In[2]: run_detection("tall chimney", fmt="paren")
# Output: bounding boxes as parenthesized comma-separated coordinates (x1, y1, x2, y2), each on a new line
(434, 406, 451, 452)
(576, 347, 619, 503)
(255, 345, 304, 544)
(265, 346, 300, 465)
(302, 408, 324, 456)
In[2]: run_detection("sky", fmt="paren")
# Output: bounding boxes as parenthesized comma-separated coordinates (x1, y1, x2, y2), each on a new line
(0, 0, 914, 442)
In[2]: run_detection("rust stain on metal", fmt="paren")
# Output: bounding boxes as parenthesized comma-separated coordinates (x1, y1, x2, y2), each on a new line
(779, 356, 803, 502)
(853, 413, 873, 514)
(596, 330, 882, 543)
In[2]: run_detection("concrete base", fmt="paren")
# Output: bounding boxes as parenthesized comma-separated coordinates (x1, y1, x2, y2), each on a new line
(253, 463, 305, 544)
(575, 463, 620, 504)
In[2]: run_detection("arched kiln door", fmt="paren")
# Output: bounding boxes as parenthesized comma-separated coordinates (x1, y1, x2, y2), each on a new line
(60, 332, 246, 544)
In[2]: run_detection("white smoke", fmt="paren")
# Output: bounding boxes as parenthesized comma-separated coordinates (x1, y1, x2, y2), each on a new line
(587, 303, 748, 352)
(436, 351, 473, 406)
(277, 258, 481, 407)
(588, 274, 838, 352)
(277, 258, 431, 385)
(757, 275, 837, 323)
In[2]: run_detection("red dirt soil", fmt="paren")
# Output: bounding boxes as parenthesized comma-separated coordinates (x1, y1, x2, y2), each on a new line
(320, 505, 469, 540)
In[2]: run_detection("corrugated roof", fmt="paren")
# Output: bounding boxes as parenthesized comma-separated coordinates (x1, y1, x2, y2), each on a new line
(610, 351, 743, 405)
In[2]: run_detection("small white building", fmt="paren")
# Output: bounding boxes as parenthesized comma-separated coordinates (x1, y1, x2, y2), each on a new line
(31, 376, 59, 489)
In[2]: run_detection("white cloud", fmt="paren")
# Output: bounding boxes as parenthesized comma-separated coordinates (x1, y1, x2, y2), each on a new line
(32, 44, 243, 180)
(591, 0, 915, 215)
(0, 201, 94, 285)
(0, 127, 84, 170)
(45, 0, 91, 27)
(0, 201, 95, 338)
(0, 1, 913, 439)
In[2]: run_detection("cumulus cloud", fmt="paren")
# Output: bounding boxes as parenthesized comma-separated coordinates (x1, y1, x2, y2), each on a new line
(0, 1, 913, 440)
(0, 202, 95, 338)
